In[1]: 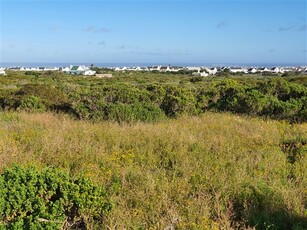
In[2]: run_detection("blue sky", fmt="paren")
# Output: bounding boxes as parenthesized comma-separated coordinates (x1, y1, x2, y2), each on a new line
(0, 0, 306, 65)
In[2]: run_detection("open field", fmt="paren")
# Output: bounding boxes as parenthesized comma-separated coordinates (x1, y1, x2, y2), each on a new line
(0, 111, 306, 229)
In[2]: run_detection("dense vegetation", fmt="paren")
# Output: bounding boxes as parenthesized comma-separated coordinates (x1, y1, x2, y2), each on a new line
(0, 71, 306, 229)
(0, 166, 111, 229)
(0, 71, 307, 123)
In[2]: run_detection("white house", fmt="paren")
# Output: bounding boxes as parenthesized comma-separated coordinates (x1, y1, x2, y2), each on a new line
(229, 67, 247, 73)
(160, 66, 169, 72)
(84, 69, 96, 76)
(168, 66, 181, 72)
(271, 67, 284, 73)
(203, 67, 218, 75)
(258, 67, 269, 72)
(0, 68, 6, 75)
(61, 67, 70, 72)
(283, 67, 295, 72)
(45, 67, 59, 71)
(149, 66, 161, 71)
(66, 65, 86, 74)
(9, 66, 21, 71)
(248, 68, 257, 74)
(66, 65, 96, 76)
(186, 66, 201, 72)
(200, 72, 209, 77)
(115, 66, 127, 71)
(140, 67, 149, 71)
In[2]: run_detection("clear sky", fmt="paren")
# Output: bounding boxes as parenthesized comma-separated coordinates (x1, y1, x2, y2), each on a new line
(0, 0, 306, 65)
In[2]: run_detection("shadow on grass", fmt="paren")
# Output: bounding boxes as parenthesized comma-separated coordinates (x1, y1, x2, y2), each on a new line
(231, 182, 307, 230)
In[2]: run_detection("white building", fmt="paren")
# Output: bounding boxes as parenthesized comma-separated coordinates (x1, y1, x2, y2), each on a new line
(186, 66, 201, 72)
(200, 72, 209, 77)
(258, 67, 269, 72)
(248, 68, 257, 74)
(168, 66, 181, 72)
(0, 68, 6, 75)
(283, 67, 295, 72)
(271, 67, 284, 73)
(61, 67, 70, 72)
(229, 67, 247, 73)
(66, 65, 96, 76)
(203, 67, 218, 75)
(45, 67, 59, 71)
(84, 70, 96, 76)
(149, 66, 161, 71)
(115, 66, 127, 71)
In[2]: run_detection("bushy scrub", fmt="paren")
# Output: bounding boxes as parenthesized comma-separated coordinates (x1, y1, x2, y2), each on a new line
(101, 102, 165, 122)
(161, 86, 198, 117)
(19, 95, 46, 112)
(0, 72, 307, 122)
(16, 84, 69, 109)
(0, 165, 111, 229)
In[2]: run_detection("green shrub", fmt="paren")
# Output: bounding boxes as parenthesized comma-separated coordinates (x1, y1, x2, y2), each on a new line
(17, 84, 69, 107)
(101, 102, 165, 123)
(25, 71, 41, 77)
(238, 89, 269, 114)
(161, 86, 198, 117)
(19, 96, 46, 112)
(0, 165, 111, 229)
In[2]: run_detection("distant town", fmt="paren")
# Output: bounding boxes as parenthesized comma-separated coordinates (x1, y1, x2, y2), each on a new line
(0, 64, 307, 77)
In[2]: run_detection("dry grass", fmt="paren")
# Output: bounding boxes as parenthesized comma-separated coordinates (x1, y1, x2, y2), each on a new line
(0, 112, 306, 229)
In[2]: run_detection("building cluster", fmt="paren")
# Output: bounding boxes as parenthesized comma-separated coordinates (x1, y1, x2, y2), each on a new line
(1, 65, 307, 76)
(113, 65, 307, 76)
(61, 65, 96, 75)
(0, 65, 96, 76)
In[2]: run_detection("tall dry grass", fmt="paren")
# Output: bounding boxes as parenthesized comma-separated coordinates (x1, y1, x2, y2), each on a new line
(0, 112, 306, 229)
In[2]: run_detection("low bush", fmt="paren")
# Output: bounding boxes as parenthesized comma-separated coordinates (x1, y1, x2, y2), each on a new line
(18, 95, 46, 112)
(0, 165, 111, 229)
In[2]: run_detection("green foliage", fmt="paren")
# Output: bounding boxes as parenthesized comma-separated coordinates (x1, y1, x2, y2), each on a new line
(17, 84, 69, 107)
(238, 89, 269, 114)
(73, 101, 165, 122)
(42, 71, 66, 79)
(19, 96, 46, 112)
(25, 71, 41, 77)
(102, 102, 165, 123)
(161, 86, 198, 117)
(0, 72, 307, 122)
(189, 76, 203, 83)
(0, 165, 111, 229)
